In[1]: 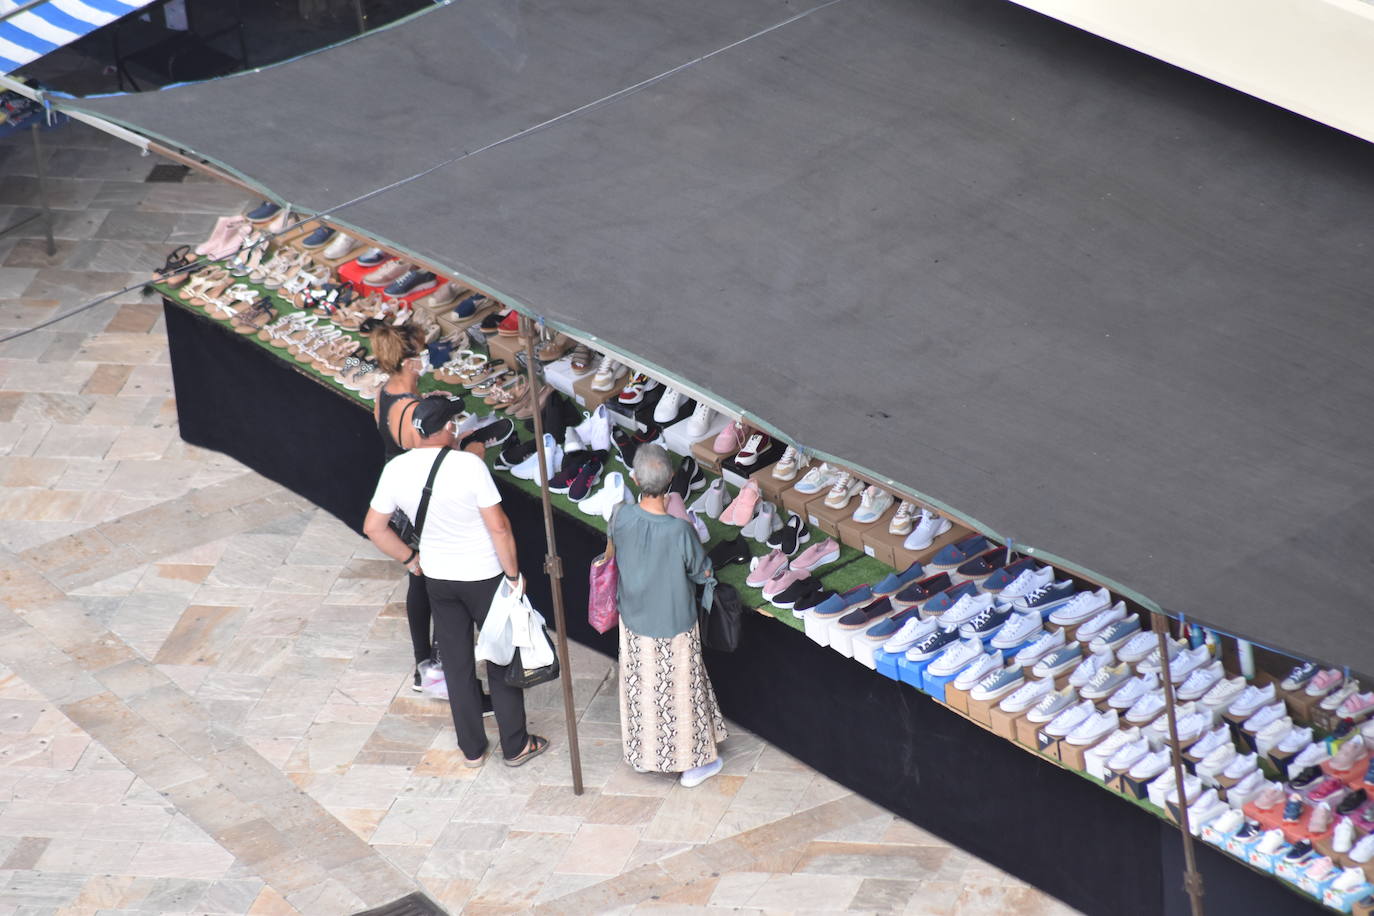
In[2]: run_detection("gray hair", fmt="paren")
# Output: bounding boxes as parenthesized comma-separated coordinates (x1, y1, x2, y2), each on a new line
(632, 444, 674, 497)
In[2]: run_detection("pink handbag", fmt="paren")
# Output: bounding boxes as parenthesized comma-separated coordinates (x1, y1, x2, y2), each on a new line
(587, 507, 620, 634)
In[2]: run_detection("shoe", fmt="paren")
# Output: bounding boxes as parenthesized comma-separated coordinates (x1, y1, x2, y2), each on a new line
(363, 260, 408, 287)
(959, 602, 1015, 640)
(953, 651, 1005, 691)
(356, 247, 387, 267)
(510, 433, 562, 482)
(548, 451, 598, 494)
(1198, 742, 1236, 775)
(1045, 700, 1096, 739)
(792, 586, 835, 618)
(903, 509, 952, 550)
(1284, 793, 1306, 823)
(1332, 735, 1366, 771)
(937, 592, 996, 629)
(766, 512, 811, 557)
(720, 480, 762, 527)
(740, 501, 782, 543)
(955, 548, 1013, 581)
(1067, 709, 1119, 746)
(591, 355, 627, 392)
(748, 551, 788, 593)
(1352, 833, 1374, 864)
(772, 576, 825, 612)
(1289, 743, 1330, 774)
(1013, 628, 1066, 668)
(1107, 738, 1151, 773)
(1118, 631, 1165, 665)
(246, 200, 281, 222)
(873, 561, 925, 597)
(810, 585, 876, 622)
(686, 510, 710, 543)
(1255, 828, 1287, 856)
(1074, 602, 1127, 642)
(982, 558, 1038, 594)
(668, 493, 691, 523)
(927, 535, 990, 571)
(1322, 680, 1361, 712)
(881, 614, 939, 654)
(1069, 650, 1115, 689)
(763, 567, 811, 604)
(681, 403, 714, 439)
(1335, 818, 1358, 855)
(996, 565, 1054, 605)
(1226, 683, 1276, 719)
(300, 225, 336, 249)
(1124, 691, 1166, 725)
(1284, 839, 1315, 863)
(689, 478, 728, 519)
(651, 387, 683, 423)
(679, 758, 723, 788)
(322, 232, 363, 261)
(572, 405, 613, 452)
(385, 268, 437, 298)
(1176, 661, 1224, 701)
(823, 472, 864, 509)
(707, 536, 751, 571)
(1306, 668, 1345, 697)
(892, 572, 954, 608)
(617, 373, 659, 405)
(1281, 661, 1319, 692)
(734, 432, 773, 467)
(1211, 808, 1245, 836)
(1340, 692, 1374, 720)
(1080, 663, 1131, 700)
(921, 582, 983, 618)
(1253, 782, 1285, 810)
(1025, 686, 1078, 723)
(578, 471, 632, 521)
(1107, 671, 1158, 710)
(794, 461, 840, 495)
(989, 611, 1042, 650)
(1242, 701, 1287, 733)
(1087, 616, 1142, 655)
(1276, 727, 1313, 756)
(713, 420, 748, 454)
(1332, 865, 1366, 891)
(567, 459, 604, 502)
(904, 627, 961, 662)
(668, 456, 706, 498)
(926, 637, 986, 678)
(771, 445, 807, 481)
(1128, 748, 1171, 780)
(1009, 579, 1077, 616)
(1161, 645, 1210, 683)
(853, 486, 893, 523)
(995, 676, 1051, 711)
(1200, 676, 1245, 709)
(1047, 587, 1111, 626)
(1338, 788, 1369, 817)
(1188, 725, 1232, 759)
(792, 537, 841, 572)
(889, 501, 918, 535)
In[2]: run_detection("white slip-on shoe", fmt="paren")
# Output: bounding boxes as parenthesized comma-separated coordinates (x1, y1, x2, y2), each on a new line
(511, 434, 562, 482)
(573, 404, 613, 452)
(578, 471, 632, 521)
(686, 510, 710, 543)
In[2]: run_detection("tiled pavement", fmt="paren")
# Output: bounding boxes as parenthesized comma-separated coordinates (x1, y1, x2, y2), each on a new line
(0, 122, 1081, 915)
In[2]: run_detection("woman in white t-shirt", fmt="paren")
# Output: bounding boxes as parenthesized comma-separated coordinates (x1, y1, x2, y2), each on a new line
(364, 397, 550, 768)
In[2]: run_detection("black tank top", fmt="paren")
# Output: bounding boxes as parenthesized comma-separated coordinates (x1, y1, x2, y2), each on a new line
(377, 388, 420, 461)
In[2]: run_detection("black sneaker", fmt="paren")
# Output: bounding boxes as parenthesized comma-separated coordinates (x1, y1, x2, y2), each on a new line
(462, 416, 515, 450)
(549, 450, 595, 493)
(766, 512, 810, 556)
(495, 436, 537, 470)
(1291, 766, 1323, 789)
(385, 269, 437, 297)
(707, 535, 751, 570)
(792, 587, 835, 616)
(669, 456, 705, 498)
(772, 576, 823, 610)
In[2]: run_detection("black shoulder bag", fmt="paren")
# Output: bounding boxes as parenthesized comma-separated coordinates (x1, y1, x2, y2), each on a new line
(699, 582, 743, 653)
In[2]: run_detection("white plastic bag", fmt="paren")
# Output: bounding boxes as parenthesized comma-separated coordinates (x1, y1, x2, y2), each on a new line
(476, 576, 554, 669)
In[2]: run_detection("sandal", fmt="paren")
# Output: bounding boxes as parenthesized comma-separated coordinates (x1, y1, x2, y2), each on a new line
(463, 749, 489, 769)
(569, 344, 593, 372)
(154, 245, 196, 286)
(535, 333, 572, 362)
(504, 734, 550, 768)
(232, 298, 276, 335)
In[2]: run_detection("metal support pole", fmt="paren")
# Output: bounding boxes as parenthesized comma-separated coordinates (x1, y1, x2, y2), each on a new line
(354, 0, 366, 34)
(1155, 612, 1206, 916)
(520, 315, 584, 794)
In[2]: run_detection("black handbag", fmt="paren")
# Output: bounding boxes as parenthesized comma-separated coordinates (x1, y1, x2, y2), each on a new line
(699, 582, 743, 652)
(504, 625, 561, 688)
(388, 445, 450, 551)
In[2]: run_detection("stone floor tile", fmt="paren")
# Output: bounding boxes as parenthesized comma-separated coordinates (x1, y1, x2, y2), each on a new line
(555, 823, 643, 876)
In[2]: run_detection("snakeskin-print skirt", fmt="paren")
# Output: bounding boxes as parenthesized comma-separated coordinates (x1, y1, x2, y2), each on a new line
(619, 622, 728, 773)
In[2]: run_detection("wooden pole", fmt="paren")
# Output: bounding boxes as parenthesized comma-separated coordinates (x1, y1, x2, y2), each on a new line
(1155, 613, 1205, 916)
(520, 315, 584, 794)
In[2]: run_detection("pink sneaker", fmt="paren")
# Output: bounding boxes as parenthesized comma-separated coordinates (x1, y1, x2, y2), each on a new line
(1306, 668, 1344, 697)
(745, 548, 789, 589)
(792, 537, 841, 571)
(720, 480, 760, 526)
(713, 420, 749, 454)
(1339, 691, 1374, 720)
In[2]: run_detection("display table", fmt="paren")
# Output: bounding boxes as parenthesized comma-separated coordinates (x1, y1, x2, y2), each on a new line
(163, 300, 1325, 916)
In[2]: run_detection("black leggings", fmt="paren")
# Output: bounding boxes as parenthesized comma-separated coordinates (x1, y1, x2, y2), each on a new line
(405, 572, 432, 664)
(426, 573, 530, 760)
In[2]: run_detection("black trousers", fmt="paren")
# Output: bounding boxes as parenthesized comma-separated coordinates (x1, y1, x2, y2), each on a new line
(426, 573, 530, 760)
(405, 572, 432, 664)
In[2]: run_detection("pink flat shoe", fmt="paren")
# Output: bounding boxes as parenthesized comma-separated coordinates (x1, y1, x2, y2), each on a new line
(721, 479, 760, 526)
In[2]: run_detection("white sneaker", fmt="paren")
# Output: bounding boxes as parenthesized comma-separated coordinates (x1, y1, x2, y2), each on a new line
(1090, 726, 1140, 762)
(1069, 650, 1115, 689)
(882, 616, 938, 654)
(999, 678, 1055, 713)
(1108, 738, 1151, 772)
(683, 401, 712, 437)
(1045, 700, 1096, 739)
(927, 638, 985, 677)
(889, 501, 918, 535)
(1074, 601, 1127, 642)
(1047, 587, 1111, 626)
(563, 426, 585, 454)
(1321, 679, 1361, 712)
(953, 650, 1005, 690)
(1331, 865, 1366, 891)
(1132, 637, 1182, 670)
(1276, 726, 1313, 755)
(1200, 676, 1245, 709)
(1334, 818, 1357, 855)
(1166, 645, 1211, 683)
(772, 446, 805, 481)
(903, 508, 951, 550)
(511, 434, 562, 482)
(1255, 828, 1287, 856)
(1176, 661, 1223, 701)
(1351, 832, 1374, 864)
(823, 472, 864, 509)
(998, 565, 1054, 605)
(1254, 718, 1292, 756)
(1222, 751, 1258, 781)
(653, 387, 683, 423)
(1124, 691, 1166, 725)
(990, 611, 1042, 650)
(1228, 770, 1264, 806)
(1107, 671, 1158, 710)
(938, 592, 996, 629)
(1116, 631, 1160, 665)
(322, 232, 362, 260)
(794, 462, 839, 495)
(1013, 628, 1066, 668)
(573, 404, 612, 452)
(1188, 725, 1231, 759)
(852, 486, 893, 523)
(1067, 709, 1119, 746)
(679, 758, 723, 788)
(1128, 748, 1170, 780)
(591, 355, 627, 392)
(1242, 701, 1286, 733)
(578, 471, 632, 521)
(1226, 682, 1275, 719)
(1211, 808, 1245, 836)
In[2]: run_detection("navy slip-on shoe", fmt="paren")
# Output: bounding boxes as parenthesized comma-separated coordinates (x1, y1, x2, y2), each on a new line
(300, 225, 336, 249)
(927, 534, 991, 570)
(873, 561, 924, 597)
(835, 597, 896, 631)
(810, 585, 875, 621)
(983, 558, 1038, 592)
(893, 572, 952, 607)
(246, 200, 281, 222)
(921, 581, 980, 617)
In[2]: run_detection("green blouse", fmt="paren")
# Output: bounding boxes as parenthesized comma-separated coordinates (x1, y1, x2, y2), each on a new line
(609, 502, 714, 639)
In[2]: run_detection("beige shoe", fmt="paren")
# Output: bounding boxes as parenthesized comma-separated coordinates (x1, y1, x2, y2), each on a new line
(363, 260, 408, 287)
(416, 282, 462, 312)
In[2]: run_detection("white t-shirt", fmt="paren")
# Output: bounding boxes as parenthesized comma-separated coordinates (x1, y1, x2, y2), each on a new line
(369, 448, 504, 581)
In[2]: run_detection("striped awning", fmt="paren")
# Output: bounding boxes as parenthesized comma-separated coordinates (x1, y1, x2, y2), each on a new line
(0, 0, 155, 75)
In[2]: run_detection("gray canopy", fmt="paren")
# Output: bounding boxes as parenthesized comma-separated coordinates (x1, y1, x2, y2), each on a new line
(65, 0, 1374, 675)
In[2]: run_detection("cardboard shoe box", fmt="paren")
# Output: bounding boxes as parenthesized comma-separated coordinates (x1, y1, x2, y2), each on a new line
(861, 523, 910, 569)
(989, 704, 1024, 742)
(571, 370, 622, 411)
(889, 521, 973, 574)
(807, 495, 859, 539)
(836, 503, 898, 553)
(782, 484, 828, 528)
(691, 436, 728, 474)
(754, 464, 793, 503)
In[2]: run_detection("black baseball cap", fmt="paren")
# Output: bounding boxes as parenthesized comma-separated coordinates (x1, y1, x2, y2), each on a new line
(411, 396, 466, 438)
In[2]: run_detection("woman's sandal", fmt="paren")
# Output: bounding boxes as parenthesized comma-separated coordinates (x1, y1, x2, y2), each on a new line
(232, 298, 276, 335)
(569, 343, 593, 372)
(154, 245, 196, 286)
(504, 735, 550, 768)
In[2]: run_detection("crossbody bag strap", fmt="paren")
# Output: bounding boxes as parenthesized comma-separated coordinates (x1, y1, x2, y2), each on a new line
(412, 447, 452, 543)
(605, 503, 622, 560)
